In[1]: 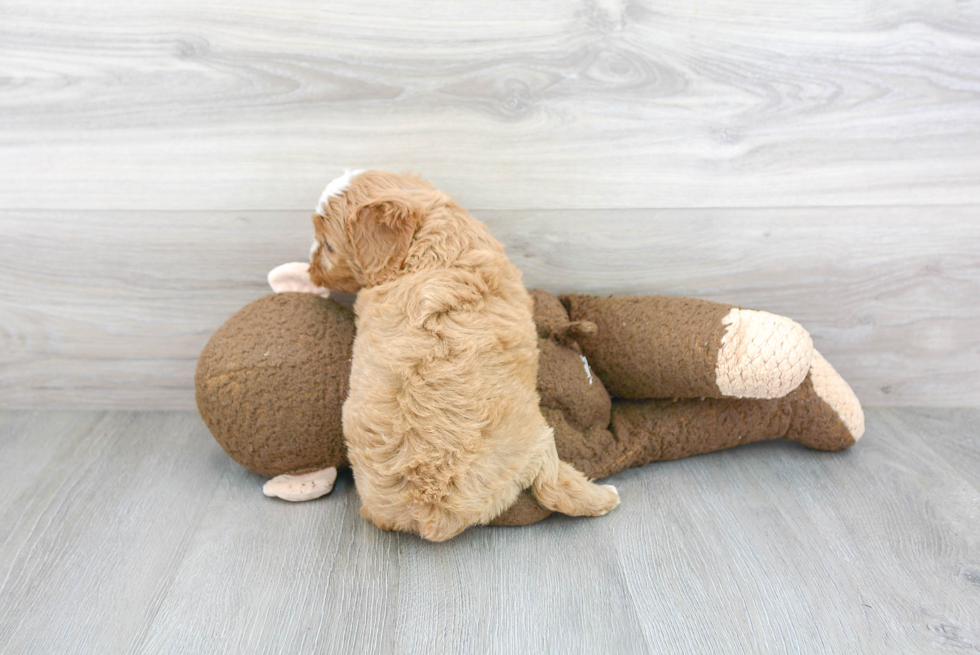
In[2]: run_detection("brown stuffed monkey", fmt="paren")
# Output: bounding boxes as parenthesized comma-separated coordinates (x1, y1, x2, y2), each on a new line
(195, 266, 863, 527)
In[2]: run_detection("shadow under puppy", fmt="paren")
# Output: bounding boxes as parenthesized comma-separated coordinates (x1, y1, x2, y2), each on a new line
(308, 170, 619, 541)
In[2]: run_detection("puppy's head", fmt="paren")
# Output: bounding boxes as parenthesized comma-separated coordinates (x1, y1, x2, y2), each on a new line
(309, 170, 431, 291)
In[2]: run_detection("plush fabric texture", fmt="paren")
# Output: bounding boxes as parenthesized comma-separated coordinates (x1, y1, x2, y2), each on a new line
(529, 288, 579, 339)
(785, 374, 861, 451)
(195, 292, 353, 478)
(607, 375, 857, 465)
(195, 289, 863, 528)
(491, 374, 859, 527)
(561, 294, 734, 399)
(493, 294, 861, 526)
(806, 350, 865, 440)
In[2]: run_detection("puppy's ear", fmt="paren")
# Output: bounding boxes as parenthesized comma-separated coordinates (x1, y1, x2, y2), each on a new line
(347, 197, 419, 285)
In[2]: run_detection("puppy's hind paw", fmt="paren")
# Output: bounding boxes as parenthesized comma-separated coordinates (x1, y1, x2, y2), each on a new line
(536, 461, 622, 517)
(594, 484, 620, 516)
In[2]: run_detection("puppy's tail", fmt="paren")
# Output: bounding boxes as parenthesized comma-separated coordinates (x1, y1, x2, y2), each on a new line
(532, 432, 620, 517)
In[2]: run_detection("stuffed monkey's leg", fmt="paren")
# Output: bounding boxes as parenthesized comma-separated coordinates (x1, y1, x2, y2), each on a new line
(560, 294, 813, 400)
(491, 351, 863, 527)
(605, 351, 864, 472)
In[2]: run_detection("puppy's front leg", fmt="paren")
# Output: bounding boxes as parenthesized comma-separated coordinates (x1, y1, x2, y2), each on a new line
(268, 262, 331, 297)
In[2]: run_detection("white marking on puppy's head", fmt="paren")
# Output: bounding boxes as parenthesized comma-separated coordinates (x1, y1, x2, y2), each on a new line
(315, 169, 364, 216)
(310, 238, 334, 271)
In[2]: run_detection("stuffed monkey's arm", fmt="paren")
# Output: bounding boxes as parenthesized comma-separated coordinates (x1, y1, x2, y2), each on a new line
(561, 294, 813, 400)
(268, 262, 331, 297)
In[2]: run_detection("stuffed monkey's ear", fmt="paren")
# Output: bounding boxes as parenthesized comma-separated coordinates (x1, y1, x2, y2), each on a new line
(347, 198, 419, 285)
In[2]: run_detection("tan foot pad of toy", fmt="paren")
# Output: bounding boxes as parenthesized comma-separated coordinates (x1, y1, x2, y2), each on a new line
(263, 468, 339, 502)
(786, 350, 865, 448)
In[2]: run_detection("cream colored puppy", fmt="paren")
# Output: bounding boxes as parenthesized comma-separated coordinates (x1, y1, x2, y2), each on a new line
(308, 170, 619, 541)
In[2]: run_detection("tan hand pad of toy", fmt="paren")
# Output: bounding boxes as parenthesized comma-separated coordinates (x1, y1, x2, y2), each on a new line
(196, 286, 864, 529)
(268, 262, 332, 297)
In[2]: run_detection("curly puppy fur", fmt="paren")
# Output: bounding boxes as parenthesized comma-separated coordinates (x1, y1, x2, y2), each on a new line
(309, 170, 619, 541)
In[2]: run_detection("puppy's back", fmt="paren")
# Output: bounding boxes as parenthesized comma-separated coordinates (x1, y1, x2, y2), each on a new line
(344, 236, 547, 540)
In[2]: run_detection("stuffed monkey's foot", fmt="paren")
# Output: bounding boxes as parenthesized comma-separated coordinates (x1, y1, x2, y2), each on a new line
(715, 308, 814, 399)
(267, 262, 331, 297)
(786, 350, 865, 450)
(263, 467, 338, 501)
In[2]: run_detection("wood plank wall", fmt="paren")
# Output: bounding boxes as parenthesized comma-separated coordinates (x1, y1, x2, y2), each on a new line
(1, 0, 978, 408)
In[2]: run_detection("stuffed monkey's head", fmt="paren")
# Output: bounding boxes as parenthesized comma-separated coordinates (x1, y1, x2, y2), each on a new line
(309, 169, 429, 292)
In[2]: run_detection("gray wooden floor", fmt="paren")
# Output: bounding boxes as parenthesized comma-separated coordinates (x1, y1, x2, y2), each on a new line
(1, 409, 977, 654)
